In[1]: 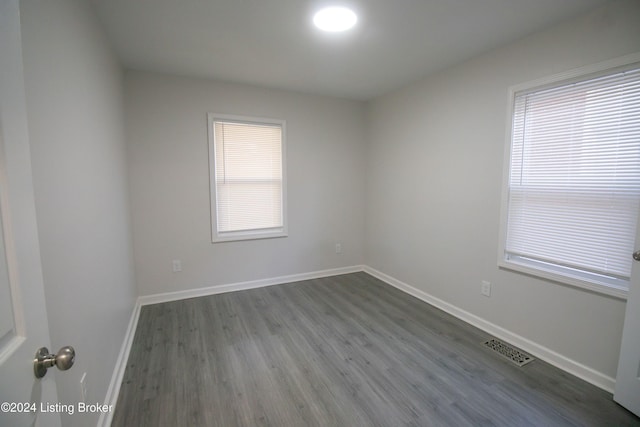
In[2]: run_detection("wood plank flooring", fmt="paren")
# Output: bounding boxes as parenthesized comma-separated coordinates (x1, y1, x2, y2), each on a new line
(112, 272, 640, 426)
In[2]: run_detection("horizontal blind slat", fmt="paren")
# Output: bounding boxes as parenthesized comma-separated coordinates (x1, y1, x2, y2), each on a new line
(214, 120, 283, 233)
(506, 65, 640, 283)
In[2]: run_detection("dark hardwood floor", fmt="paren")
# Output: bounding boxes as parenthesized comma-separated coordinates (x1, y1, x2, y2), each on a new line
(112, 272, 640, 426)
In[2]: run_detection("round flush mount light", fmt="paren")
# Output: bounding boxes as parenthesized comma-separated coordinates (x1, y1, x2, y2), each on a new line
(313, 6, 357, 32)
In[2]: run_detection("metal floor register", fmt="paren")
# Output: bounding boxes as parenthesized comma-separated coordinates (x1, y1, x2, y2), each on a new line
(483, 338, 535, 367)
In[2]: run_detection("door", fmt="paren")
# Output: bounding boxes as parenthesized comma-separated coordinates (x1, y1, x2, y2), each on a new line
(614, 215, 640, 416)
(0, 1, 61, 426)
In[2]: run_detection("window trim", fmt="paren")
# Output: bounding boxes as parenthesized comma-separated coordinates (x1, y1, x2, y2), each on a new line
(207, 113, 288, 243)
(497, 53, 640, 300)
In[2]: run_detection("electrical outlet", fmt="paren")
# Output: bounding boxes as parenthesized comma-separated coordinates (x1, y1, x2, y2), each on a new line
(80, 372, 87, 401)
(481, 280, 491, 297)
(335, 243, 342, 254)
(172, 259, 182, 273)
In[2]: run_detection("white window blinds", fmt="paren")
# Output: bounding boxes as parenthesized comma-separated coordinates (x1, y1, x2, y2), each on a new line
(212, 118, 285, 240)
(504, 65, 640, 289)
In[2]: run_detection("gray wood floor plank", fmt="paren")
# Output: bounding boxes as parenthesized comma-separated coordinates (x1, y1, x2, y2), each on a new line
(112, 272, 640, 426)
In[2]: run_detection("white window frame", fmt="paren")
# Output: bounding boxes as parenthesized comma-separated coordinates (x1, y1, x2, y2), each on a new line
(207, 113, 288, 243)
(498, 53, 640, 299)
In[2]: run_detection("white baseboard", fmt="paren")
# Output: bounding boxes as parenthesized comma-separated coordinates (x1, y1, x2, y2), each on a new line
(362, 266, 616, 393)
(98, 300, 142, 427)
(137, 265, 365, 306)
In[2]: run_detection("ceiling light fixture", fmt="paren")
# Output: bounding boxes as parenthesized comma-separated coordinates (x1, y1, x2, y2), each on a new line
(313, 6, 357, 32)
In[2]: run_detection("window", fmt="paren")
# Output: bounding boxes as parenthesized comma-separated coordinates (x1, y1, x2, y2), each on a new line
(499, 58, 640, 297)
(208, 114, 287, 242)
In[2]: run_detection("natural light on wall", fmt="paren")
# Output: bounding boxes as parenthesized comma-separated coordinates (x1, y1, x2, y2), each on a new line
(313, 6, 357, 32)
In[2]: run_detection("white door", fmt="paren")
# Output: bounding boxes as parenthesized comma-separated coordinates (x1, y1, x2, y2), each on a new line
(0, 1, 61, 426)
(614, 214, 640, 416)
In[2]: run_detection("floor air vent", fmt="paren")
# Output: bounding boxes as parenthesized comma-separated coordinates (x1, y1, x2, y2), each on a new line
(483, 338, 534, 367)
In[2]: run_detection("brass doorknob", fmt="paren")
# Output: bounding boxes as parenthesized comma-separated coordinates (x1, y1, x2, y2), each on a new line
(33, 346, 75, 379)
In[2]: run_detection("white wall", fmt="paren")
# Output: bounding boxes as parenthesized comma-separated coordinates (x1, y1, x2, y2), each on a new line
(20, 0, 137, 426)
(125, 71, 366, 296)
(365, 0, 640, 381)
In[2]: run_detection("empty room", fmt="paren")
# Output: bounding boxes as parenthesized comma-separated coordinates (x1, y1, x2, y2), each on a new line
(1, 0, 640, 426)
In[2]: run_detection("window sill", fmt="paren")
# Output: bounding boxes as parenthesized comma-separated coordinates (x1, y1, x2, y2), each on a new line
(212, 228, 287, 243)
(498, 258, 629, 300)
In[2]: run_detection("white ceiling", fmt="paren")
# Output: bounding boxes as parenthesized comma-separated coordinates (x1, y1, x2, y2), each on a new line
(89, 0, 612, 100)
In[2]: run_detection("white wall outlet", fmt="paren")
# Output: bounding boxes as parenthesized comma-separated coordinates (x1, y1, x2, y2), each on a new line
(80, 372, 87, 401)
(481, 280, 491, 297)
(335, 243, 342, 254)
(172, 259, 182, 272)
